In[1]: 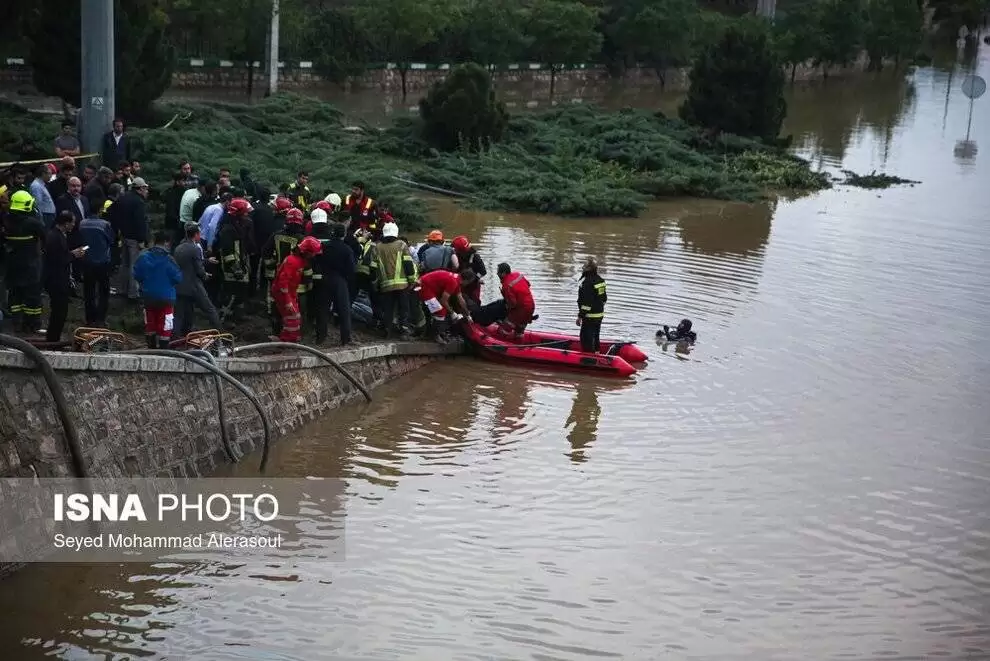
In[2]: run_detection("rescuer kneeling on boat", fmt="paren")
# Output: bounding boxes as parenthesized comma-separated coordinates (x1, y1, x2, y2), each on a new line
(577, 256, 607, 353)
(416, 269, 471, 344)
(270, 236, 322, 343)
(470, 263, 536, 333)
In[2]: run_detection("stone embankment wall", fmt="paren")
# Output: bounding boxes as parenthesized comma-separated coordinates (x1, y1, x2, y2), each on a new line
(0, 341, 458, 480)
(0, 56, 872, 99)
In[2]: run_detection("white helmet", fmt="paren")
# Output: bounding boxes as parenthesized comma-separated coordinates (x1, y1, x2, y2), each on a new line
(310, 208, 328, 224)
(381, 221, 399, 238)
(325, 192, 342, 208)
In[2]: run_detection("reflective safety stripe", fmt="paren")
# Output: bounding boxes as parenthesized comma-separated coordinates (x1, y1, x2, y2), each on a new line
(579, 305, 592, 311)
(356, 242, 373, 275)
(594, 282, 606, 293)
(377, 250, 413, 291)
(506, 274, 524, 289)
(311, 273, 324, 280)
(9, 304, 23, 313)
(5, 235, 36, 241)
(584, 312, 604, 319)
(22, 307, 44, 316)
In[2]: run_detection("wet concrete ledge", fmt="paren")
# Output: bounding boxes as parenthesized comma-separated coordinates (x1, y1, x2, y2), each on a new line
(0, 340, 460, 374)
(0, 340, 465, 481)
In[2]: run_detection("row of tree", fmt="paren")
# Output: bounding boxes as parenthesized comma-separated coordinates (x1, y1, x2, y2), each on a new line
(3, 0, 984, 118)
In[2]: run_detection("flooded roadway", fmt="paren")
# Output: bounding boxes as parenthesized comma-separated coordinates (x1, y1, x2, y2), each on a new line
(2, 49, 990, 659)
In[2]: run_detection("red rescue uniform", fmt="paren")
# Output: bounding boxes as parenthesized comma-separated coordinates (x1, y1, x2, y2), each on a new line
(270, 252, 307, 342)
(501, 270, 535, 327)
(417, 270, 461, 319)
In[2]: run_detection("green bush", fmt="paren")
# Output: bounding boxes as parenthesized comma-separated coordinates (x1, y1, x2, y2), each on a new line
(680, 19, 787, 143)
(419, 63, 509, 151)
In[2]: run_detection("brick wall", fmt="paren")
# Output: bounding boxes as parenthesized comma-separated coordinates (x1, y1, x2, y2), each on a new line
(0, 341, 459, 480)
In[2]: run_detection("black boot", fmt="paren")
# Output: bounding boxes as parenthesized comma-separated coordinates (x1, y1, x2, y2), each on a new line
(157, 338, 171, 350)
(145, 333, 157, 349)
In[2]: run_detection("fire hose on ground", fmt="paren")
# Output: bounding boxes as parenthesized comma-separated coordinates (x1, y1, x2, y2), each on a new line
(233, 342, 373, 403)
(0, 333, 89, 478)
(185, 349, 243, 464)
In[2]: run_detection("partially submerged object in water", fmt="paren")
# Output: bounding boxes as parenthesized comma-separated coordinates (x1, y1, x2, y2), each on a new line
(657, 319, 697, 343)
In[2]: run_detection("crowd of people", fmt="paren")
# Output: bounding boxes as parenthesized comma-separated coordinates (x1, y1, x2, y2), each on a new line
(0, 119, 612, 352)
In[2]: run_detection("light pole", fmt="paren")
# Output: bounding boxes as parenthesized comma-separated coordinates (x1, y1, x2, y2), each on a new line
(79, 0, 115, 157)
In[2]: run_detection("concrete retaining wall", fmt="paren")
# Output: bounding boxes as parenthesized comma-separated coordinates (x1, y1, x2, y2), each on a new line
(0, 341, 459, 480)
(0, 56, 871, 98)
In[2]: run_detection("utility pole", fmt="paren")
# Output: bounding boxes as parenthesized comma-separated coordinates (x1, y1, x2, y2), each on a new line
(80, 0, 115, 157)
(268, 0, 280, 96)
(756, 0, 777, 20)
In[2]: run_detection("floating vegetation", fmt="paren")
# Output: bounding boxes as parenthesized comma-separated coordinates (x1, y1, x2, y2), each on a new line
(840, 169, 920, 189)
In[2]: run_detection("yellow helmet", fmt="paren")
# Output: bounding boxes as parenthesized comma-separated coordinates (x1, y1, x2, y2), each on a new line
(8, 189, 35, 214)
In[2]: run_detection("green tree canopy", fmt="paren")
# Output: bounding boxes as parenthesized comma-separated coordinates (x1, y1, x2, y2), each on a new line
(773, 0, 824, 82)
(863, 0, 923, 69)
(525, 0, 603, 97)
(419, 62, 509, 151)
(459, 0, 532, 74)
(26, 0, 175, 121)
(607, 0, 701, 88)
(679, 19, 787, 142)
(352, 0, 454, 99)
(815, 0, 866, 74)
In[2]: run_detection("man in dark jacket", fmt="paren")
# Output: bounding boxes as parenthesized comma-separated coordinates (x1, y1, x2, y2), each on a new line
(84, 167, 114, 217)
(173, 223, 221, 337)
(109, 177, 151, 300)
(78, 198, 116, 326)
(55, 176, 88, 224)
(163, 170, 188, 248)
(100, 118, 132, 171)
(47, 162, 74, 202)
(249, 185, 275, 296)
(43, 211, 86, 342)
(310, 218, 356, 346)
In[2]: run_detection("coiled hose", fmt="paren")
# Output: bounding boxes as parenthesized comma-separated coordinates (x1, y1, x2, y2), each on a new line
(233, 342, 373, 402)
(126, 349, 274, 473)
(185, 349, 242, 463)
(0, 334, 88, 477)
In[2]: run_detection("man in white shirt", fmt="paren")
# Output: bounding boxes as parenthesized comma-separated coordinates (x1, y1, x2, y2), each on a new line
(180, 179, 205, 225)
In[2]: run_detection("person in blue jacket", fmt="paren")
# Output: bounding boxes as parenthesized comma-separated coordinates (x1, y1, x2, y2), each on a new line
(133, 231, 182, 349)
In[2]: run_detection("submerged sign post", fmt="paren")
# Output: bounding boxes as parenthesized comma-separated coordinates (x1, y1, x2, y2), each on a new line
(961, 74, 986, 143)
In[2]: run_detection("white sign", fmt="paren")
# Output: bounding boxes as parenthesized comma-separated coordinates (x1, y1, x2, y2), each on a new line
(90, 96, 104, 107)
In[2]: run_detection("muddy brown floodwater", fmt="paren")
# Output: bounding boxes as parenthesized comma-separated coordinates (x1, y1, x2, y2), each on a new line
(2, 48, 990, 660)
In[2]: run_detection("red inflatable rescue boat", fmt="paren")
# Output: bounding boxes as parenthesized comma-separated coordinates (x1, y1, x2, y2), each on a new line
(462, 322, 637, 378)
(484, 324, 648, 363)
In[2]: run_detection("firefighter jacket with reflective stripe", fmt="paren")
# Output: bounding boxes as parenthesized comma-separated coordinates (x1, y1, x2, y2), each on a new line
(371, 238, 416, 293)
(343, 194, 376, 230)
(577, 272, 607, 320)
(356, 240, 374, 276)
(287, 182, 312, 210)
(2, 211, 46, 285)
(216, 219, 251, 283)
(263, 226, 309, 292)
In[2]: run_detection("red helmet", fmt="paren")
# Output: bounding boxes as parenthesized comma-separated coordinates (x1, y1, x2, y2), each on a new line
(452, 235, 471, 253)
(227, 198, 252, 217)
(313, 200, 333, 213)
(297, 236, 322, 257)
(285, 208, 304, 225)
(274, 197, 293, 213)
